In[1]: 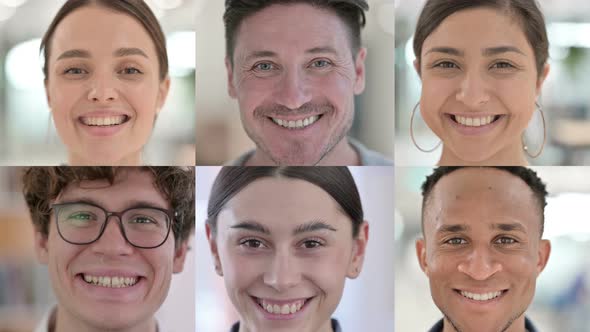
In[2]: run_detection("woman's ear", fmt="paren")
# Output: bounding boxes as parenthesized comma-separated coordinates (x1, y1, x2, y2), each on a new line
(347, 221, 369, 279)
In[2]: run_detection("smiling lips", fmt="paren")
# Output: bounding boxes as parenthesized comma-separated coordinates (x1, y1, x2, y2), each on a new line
(80, 115, 129, 127)
(270, 115, 321, 130)
(82, 273, 139, 288)
(254, 297, 309, 315)
(458, 290, 506, 302)
(450, 114, 502, 127)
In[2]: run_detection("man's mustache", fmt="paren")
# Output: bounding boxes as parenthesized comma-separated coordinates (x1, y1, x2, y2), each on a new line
(254, 102, 335, 117)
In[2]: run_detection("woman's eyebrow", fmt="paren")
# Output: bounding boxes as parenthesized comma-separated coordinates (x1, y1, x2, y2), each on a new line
(230, 220, 271, 235)
(293, 220, 337, 235)
(114, 47, 149, 58)
(482, 46, 525, 56)
(425, 46, 463, 57)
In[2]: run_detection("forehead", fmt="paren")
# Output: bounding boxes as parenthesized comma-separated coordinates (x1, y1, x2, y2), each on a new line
(423, 7, 531, 56)
(56, 170, 169, 210)
(50, 5, 157, 60)
(219, 177, 347, 230)
(424, 168, 540, 235)
(233, 3, 352, 59)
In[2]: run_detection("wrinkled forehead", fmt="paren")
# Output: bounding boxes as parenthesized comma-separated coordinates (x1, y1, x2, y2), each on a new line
(233, 3, 354, 60)
(423, 168, 541, 236)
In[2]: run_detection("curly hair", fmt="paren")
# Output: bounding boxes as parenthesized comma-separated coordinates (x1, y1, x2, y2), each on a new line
(22, 167, 194, 244)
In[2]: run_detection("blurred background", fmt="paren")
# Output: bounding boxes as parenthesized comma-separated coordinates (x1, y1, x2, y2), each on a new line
(195, 166, 395, 332)
(195, 0, 395, 165)
(0, 0, 196, 165)
(395, 167, 590, 332)
(0, 167, 195, 332)
(395, 0, 590, 165)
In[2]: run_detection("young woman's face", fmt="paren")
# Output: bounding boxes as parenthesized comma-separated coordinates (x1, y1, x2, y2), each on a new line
(45, 5, 170, 165)
(417, 8, 549, 164)
(208, 177, 367, 332)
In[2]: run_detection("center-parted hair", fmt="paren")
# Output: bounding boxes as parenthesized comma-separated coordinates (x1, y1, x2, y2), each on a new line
(420, 166, 548, 236)
(413, 0, 548, 77)
(223, 0, 369, 64)
(22, 167, 195, 244)
(207, 166, 364, 237)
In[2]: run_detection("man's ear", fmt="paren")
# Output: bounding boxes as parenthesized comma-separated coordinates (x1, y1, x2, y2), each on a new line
(172, 238, 190, 273)
(206, 223, 223, 276)
(346, 221, 369, 279)
(225, 57, 237, 99)
(416, 238, 429, 276)
(536, 239, 551, 275)
(353, 47, 367, 95)
(34, 231, 49, 265)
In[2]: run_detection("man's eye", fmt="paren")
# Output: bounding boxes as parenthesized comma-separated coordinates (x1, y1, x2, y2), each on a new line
(130, 216, 156, 224)
(120, 67, 142, 75)
(254, 62, 275, 71)
(301, 240, 323, 249)
(446, 238, 467, 245)
(68, 212, 93, 220)
(310, 59, 331, 68)
(495, 237, 517, 244)
(241, 239, 265, 249)
(490, 62, 516, 70)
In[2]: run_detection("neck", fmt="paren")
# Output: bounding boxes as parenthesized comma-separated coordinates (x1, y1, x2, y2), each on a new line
(246, 138, 360, 166)
(442, 315, 527, 332)
(53, 306, 157, 332)
(438, 141, 528, 166)
(68, 151, 142, 166)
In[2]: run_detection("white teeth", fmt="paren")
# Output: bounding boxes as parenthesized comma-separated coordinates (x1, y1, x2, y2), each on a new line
(271, 115, 319, 129)
(460, 290, 503, 301)
(455, 115, 497, 127)
(82, 274, 138, 288)
(82, 115, 126, 127)
(259, 299, 306, 315)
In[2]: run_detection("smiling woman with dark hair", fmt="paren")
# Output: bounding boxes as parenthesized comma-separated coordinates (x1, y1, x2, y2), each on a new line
(41, 0, 171, 165)
(205, 166, 369, 332)
(410, 0, 550, 166)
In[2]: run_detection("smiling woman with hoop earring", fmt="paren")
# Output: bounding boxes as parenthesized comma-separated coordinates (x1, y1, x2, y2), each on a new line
(410, 0, 550, 166)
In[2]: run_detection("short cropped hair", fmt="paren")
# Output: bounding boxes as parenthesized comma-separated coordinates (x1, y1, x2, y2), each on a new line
(223, 0, 369, 63)
(421, 166, 548, 236)
(22, 167, 195, 244)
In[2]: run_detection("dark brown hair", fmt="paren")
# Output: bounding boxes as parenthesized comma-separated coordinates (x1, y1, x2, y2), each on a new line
(223, 0, 369, 64)
(413, 0, 548, 77)
(22, 167, 194, 244)
(421, 166, 548, 236)
(41, 0, 169, 81)
(207, 166, 364, 237)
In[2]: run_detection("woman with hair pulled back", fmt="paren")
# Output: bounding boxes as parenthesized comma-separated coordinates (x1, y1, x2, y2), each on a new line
(41, 0, 170, 165)
(411, 0, 550, 165)
(205, 166, 369, 332)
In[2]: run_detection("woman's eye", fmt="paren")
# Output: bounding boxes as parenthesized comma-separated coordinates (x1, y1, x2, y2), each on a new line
(446, 238, 467, 245)
(64, 68, 87, 75)
(254, 62, 275, 71)
(433, 61, 458, 69)
(120, 67, 142, 75)
(310, 59, 331, 68)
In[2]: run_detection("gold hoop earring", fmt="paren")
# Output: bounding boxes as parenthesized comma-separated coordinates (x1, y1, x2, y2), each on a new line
(522, 102, 546, 159)
(410, 101, 441, 153)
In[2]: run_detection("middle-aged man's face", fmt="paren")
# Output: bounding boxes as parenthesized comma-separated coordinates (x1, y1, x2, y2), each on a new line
(207, 177, 368, 332)
(34, 170, 188, 331)
(416, 168, 550, 332)
(226, 3, 367, 165)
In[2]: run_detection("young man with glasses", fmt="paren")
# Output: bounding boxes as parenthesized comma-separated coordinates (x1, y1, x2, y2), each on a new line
(22, 167, 194, 332)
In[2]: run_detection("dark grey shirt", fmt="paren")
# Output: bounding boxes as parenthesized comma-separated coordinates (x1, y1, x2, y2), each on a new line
(230, 318, 342, 332)
(428, 317, 538, 332)
(227, 137, 393, 166)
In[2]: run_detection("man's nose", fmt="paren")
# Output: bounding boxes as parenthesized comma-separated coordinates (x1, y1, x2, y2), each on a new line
(457, 246, 502, 280)
(274, 68, 312, 110)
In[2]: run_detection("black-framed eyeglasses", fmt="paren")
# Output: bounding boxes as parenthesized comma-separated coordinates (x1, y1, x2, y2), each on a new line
(51, 202, 175, 249)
